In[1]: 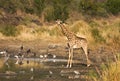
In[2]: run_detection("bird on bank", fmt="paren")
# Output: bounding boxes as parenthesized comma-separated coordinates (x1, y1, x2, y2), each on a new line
(0, 49, 10, 68)
(14, 55, 24, 65)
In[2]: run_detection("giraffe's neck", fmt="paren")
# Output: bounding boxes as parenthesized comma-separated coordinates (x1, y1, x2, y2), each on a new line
(59, 24, 75, 40)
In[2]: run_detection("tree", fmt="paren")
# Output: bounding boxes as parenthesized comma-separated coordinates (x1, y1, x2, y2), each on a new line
(34, 0, 45, 16)
(105, 0, 120, 14)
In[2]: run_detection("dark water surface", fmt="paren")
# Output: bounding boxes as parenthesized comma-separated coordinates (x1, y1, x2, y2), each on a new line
(0, 57, 91, 81)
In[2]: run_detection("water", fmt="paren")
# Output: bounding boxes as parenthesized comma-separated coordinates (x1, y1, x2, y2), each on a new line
(23, 58, 68, 62)
(0, 57, 89, 81)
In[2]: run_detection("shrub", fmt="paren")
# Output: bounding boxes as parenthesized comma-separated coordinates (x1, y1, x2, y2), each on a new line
(91, 28, 105, 43)
(79, 0, 107, 16)
(89, 53, 120, 81)
(89, 21, 100, 27)
(34, 0, 45, 16)
(44, 0, 70, 22)
(34, 27, 48, 35)
(0, 0, 17, 13)
(0, 24, 19, 36)
(53, 5, 69, 21)
(105, 0, 120, 15)
(48, 27, 61, 36)
(44, 6, 55, 22)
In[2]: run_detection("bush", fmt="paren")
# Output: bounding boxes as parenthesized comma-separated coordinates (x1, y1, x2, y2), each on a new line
(89, 53, 120, 81)
(91, 28, 105, 43)
(105, 0, 120, 15)
(19, 0, 35, 14)
(44, 0, 70, 22)
(34, 0, 45, 16)
(0, 24, 19, 36)
(53, 4, 69, 21)
(48, 27, 61, 36)
(44, 6, 55, 22)
(79, 0, 107, 16)
(0, 0, 17, 13)
(89, 21, 100, 27)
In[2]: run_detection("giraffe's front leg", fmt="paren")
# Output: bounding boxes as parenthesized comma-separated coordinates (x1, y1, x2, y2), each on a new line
(66, 48, 71, 68)
(69, 48, 73, 68)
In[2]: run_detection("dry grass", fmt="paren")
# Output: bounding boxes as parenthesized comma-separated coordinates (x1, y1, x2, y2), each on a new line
(16, 25, 38, 41)
(70, 20, 95, 45)
(72, 17, 120, 49)
(0, 16, 120, 49)
(90, 53, 120, 81)
(101, 63, 120, 81)
(0, 59, 4, 69)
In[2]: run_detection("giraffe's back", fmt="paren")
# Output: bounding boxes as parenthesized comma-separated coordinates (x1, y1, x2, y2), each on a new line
(70, 36, 87, 49)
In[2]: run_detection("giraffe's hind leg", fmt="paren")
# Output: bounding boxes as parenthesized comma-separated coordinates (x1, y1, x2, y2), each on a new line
(82, 46, 90, 67)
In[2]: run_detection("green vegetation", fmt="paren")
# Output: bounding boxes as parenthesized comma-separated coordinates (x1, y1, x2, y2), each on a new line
(0, 0, 45, 14)
(44, 0, 70, 21)
(0, 0, 119, 47)
(0, 1, 120, 81)
(105, 0, 120, 15)
(79, 0, 107, 16)
(89, 53, 120, 81)
(91, 28, 105, 43)
(0, 0, 120, 21)
(0, 24, 19, 36)
(34, 0, 45, 15)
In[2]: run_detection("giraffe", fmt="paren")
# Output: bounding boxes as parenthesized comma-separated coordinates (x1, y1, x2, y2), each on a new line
(56, 20, 90, 68)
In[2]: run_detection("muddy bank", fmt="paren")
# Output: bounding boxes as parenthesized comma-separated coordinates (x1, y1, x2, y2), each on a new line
(0, 39, 120, 81)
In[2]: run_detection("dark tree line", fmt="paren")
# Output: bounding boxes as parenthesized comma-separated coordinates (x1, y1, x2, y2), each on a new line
(0, 0, 120, 21)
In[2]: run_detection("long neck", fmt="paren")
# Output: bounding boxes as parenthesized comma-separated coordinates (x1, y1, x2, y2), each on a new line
(59, 24, 75, 40)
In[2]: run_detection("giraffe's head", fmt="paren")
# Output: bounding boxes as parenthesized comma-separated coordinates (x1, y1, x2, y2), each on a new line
(56, 20, 63, 25)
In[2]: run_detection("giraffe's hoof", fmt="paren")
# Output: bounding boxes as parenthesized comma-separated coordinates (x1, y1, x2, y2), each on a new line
(87, 64, 91, 67)
(66, 65, 69, 68)
(69, 65, 72, 68)
(66, 65, 72, 68)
